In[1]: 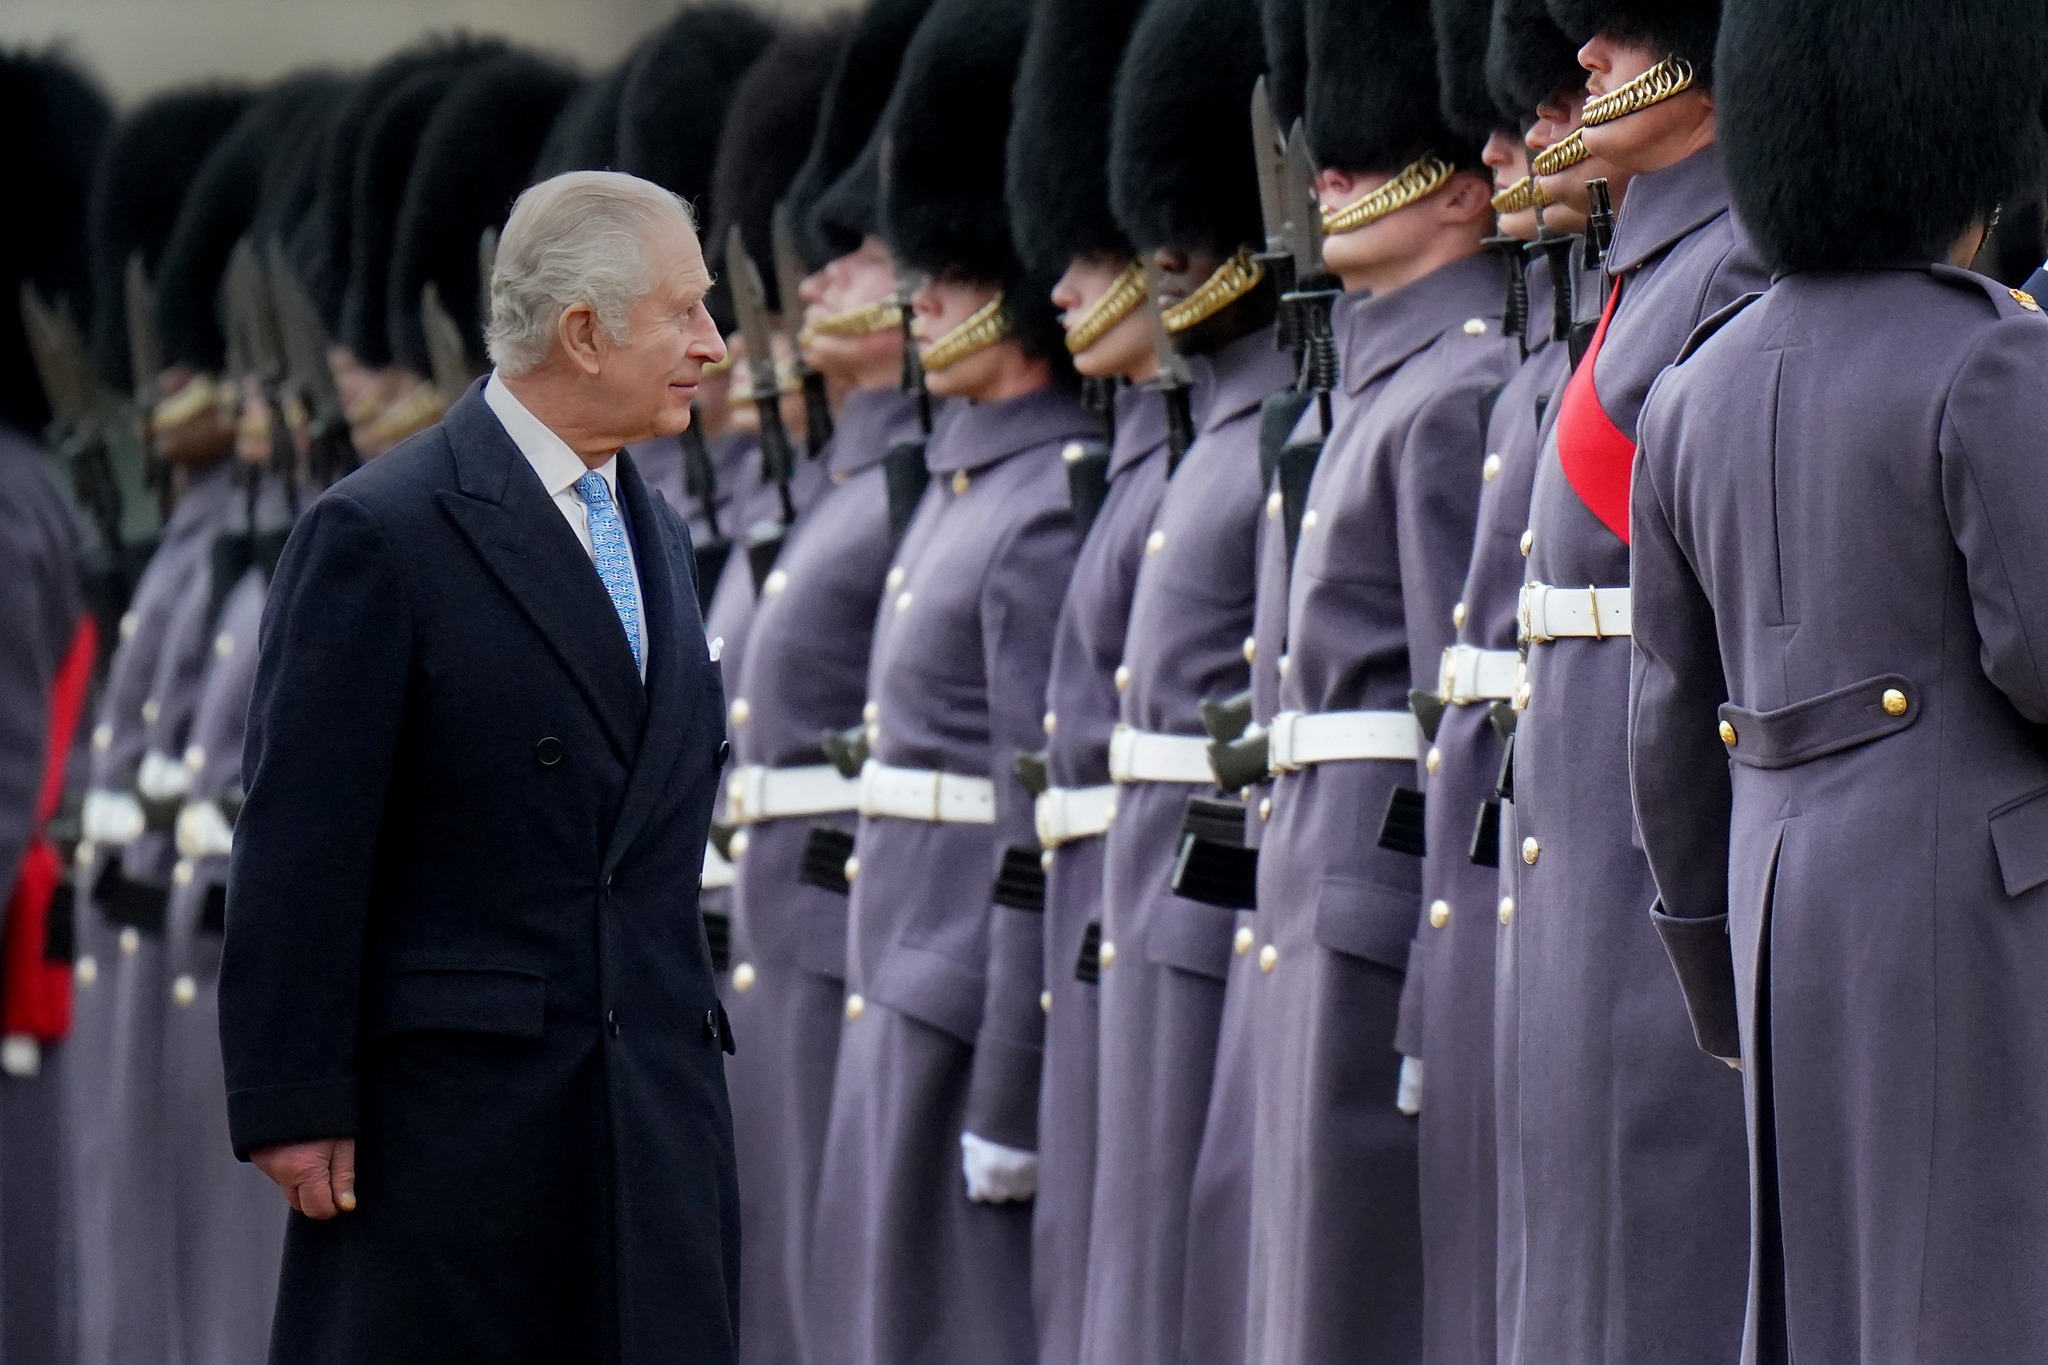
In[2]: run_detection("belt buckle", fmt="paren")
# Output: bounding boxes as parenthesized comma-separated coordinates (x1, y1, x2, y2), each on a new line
(1585, 585, 1606, 639)
(1109, 725, 1135, 784)
(1269, 711, 1301, 773)
(1437, 646, 1460, 704)
(1035, 789, 1061, 848)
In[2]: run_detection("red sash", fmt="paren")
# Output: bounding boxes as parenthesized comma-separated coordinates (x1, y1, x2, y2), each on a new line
(1556, 281, 1637, 544)
(3, 615, 98, 1042)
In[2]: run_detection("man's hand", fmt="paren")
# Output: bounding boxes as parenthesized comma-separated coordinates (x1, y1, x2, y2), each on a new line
(252, 1137, 358, 1219)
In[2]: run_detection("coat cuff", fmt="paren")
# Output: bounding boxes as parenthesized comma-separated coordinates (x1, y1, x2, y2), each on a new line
(227, 1076, 359, 1160)
(965, 1031, 1042, 1151)
(1649, 904, 1742, 1061)
(1393, 936, 1426, 1058)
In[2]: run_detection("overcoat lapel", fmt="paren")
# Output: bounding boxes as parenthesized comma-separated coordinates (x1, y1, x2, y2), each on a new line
(434, 388, 647, 762)
(602, 452, 696, 876)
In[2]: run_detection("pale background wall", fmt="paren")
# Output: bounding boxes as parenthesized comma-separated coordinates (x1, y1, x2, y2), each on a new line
(0, 0, 848, 105)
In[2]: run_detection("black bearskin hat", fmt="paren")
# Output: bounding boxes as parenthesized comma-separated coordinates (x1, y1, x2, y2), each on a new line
(86, 85, 250, 389)
(532, 67, 629, 180)
(1, 49, 111, 432)
(1109, 0, 1267, 258)
(156, 73, 340, 373)
(708, 19, 851, 312)
(879, 0, 1063, 361)
(389, 52, 578, 373)
(303, 37, 502, 336)
(1262, 0, 1309, 132)
(343, 62, 473, 366)
(1007, 0, 1148, 278)
(1488, 0, 1586, 126)
(616, 4, 780, 224)
(794, 0, 939, 269)
(1719, 0, 2048, 274)
(1306, 0, 1481, 174)
(1436, 0, 1507, 140)
(1545, 0, 1717, 80)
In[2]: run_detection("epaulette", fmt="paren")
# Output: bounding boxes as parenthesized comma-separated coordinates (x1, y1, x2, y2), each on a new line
(1674, 291, 1764, 365)
(1929, 262, 2048, 320)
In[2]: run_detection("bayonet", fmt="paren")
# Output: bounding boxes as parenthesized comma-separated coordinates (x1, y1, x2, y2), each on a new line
(265, 239, 359, 483)
(773, 202, 834, 456)
(1250, 79, 1297, 312)
(478, 226, 499, 317)
(726, 223, 798, 528)
(1141, 261, 1197, 474)
(1282, 120, 1340, 434)
(420, 281, 476, 405)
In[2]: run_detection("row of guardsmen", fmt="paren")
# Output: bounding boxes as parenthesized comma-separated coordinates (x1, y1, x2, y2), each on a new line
(6, 0, 2048, 1360)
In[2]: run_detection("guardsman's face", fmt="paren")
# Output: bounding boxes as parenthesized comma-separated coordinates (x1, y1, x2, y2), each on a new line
(1146, 245, 1226, 309)
(1484, 131, 1539, 243)
(585, 218, 727, 444)
(1052, 254, 1156, 383)
(803, 235, 903, 388)
(1578, 35, 1717, 174)
(911, 273, 1008, 401)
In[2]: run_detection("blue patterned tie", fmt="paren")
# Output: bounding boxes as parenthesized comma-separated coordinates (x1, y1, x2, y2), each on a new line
(576, 470, 643, 672)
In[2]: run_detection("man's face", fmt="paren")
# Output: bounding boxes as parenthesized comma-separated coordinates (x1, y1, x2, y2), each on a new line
(1147, 244, 1226, 308)
(589, 219, 727, 445)
(1578, 35, 1715, 174)
(1484, 131, 1539, 242)
(1529, 86, 1634, 232)
(1052, 254, 1155, 382)
(802, 234, 903, 387)
(911, 273, 1006, 401)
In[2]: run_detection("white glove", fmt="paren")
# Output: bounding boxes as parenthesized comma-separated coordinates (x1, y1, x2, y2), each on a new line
(961, 1131, 1038, 1203)
(1396, 1055, 1424, 1116)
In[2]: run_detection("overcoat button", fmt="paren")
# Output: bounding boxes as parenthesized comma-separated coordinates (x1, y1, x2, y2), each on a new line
(1718, 720, 1737, 747)
(1881, 688, 1909, 717)
(535, 736, 564, 767)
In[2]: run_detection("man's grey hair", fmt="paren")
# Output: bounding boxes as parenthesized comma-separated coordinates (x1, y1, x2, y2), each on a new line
(485, 171, 697, 377)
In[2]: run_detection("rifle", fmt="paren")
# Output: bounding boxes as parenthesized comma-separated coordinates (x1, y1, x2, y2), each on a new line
(773, 203, 834, 456)
(727, 225, 800, 588)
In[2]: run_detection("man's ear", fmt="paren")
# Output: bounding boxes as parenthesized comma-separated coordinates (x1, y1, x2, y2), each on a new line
(557, 302, 606, 376)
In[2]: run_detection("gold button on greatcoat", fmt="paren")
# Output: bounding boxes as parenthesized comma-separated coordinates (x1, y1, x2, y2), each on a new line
(1044, 711, 1058, 735)
(845, 994, 865, 1021)
(1235, 926, 1254, 956)
(1040, 990, 1053, 1013)
(1429, 899, 1450, 929)
(185, 745, 206, 773)
(119, 612, 138, 639)
(1452, 601, 1466, 629)
(951, 470, 971, 495)
(864, 701, 880, 724)
(120, 927, 140, 956)
(1146, 529, 1167, 555)
(1519, 529, 1534, 557)
(1040, 850, 1054, 872)
(887, 566, 906, 590)
(1277, 654, 1290, 676)
(895, 590, 914, 614)
(1062, 442, 1088, 464)
(141, 699, 159, 726)
(732, 963, 757, 993)
(1718, 720, 1738, 747)
(1426, 746, 1442, 775)
(1521, 836, 1541, 865)
(1463, 317, 1488, 335)
(1114, 664, 1131, 692)
(1243, 636, 1257, 664)
(92, 722, 112, 753)
(1259, 797, 1272, 820)
(1258, 944, 1279, 973)
(172, 975, 198, 1007)
(1302, 509, 1319, 532)
(1267, 490, 1283, 519)
(730, 698, 751, 726)
(173, 860, 193, 888)
(214, 632, 234, 660)
(1499, 896, 1515, 926)
(1882, 688, 1909, 717)
(763, 569, 789, 596)
(1099, 940, 1117, 969)
(75, 955, 98, 987)
(842, 855, 859, 882)
(1483, 454, 1502, 482)
(729, 830, 750, 860)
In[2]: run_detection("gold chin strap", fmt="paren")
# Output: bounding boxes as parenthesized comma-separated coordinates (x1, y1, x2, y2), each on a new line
(1582, 56, 1695, 128)
(920, 292, 1008, 373)
(152, 373, 231, 432)
(797, 297, 904, 347)
(1490, 176, 1550, 216)
(1321, 155, 1456, 237)
(1531, 128, 1590, 179)
(1064, 261, 1147, 356)
(362, 379, 445, 448)
(1161, 248, 1267, 335)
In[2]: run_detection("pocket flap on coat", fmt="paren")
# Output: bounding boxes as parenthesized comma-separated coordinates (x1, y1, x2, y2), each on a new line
(1990, 784, 2048, 897)
(1142, 898, 1239, 981)
(868, 944, 985, 1045)
(1717, 674, 1917, 770)
(1313, 875, 1420, 971)
(369, 967, 549, 1040)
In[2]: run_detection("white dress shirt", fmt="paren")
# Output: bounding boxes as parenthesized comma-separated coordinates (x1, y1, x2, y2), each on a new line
(484, 372, 647, 678)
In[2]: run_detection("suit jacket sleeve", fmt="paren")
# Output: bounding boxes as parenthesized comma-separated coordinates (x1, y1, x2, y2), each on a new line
(1940, 316, 2048, 725)
(1627, 387, 1741, 1061)
(219, 490, 414, 1157)
(963, 502, 1077, 1151)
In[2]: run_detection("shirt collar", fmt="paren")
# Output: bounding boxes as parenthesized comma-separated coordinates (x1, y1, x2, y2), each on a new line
(485, 371, 616, 498)
(1605, 143, 1734, 276)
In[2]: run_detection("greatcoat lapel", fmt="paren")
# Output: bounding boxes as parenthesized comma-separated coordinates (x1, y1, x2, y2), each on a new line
(434, 387, 647, 762)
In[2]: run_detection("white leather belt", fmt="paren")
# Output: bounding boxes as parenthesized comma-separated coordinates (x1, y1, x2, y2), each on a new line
(1035, 785, 1117, 848)
(1267, 710, 1420, 772)
(136, 750, 191, 803)
(1108, 726, 1213, 785)
(1518, 583, 1632, 643)
(81, 789, 145, 847)
(858, 761, 997, 824)
(1438, 645, 1521, 705)
(174, 800, 233, 860)
(701, 844, 736, 890)
(726, 764, 861, 825)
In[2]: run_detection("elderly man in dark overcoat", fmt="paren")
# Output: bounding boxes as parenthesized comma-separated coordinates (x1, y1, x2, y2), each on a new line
(219, 168, 737, 1364)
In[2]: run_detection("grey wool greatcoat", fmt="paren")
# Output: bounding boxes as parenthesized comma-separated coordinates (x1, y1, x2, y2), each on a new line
(1629, 267, 2048, 1365)
(0, 425, 85, 1365)
(1038, 383, 1170, 1365)
(1501, 142, 1765, 1365)
(1246, 254, 1514, 1365)
(1078, 325, 1287, 1365)
(806, 385, 1090, 1365)
(163, 567, 284, 1365)
(219, 383, 738, 1365)
(721, 387, 918, 1365)
(1405, 255, 1570, 1365)
(68, 455, 235, 1365)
